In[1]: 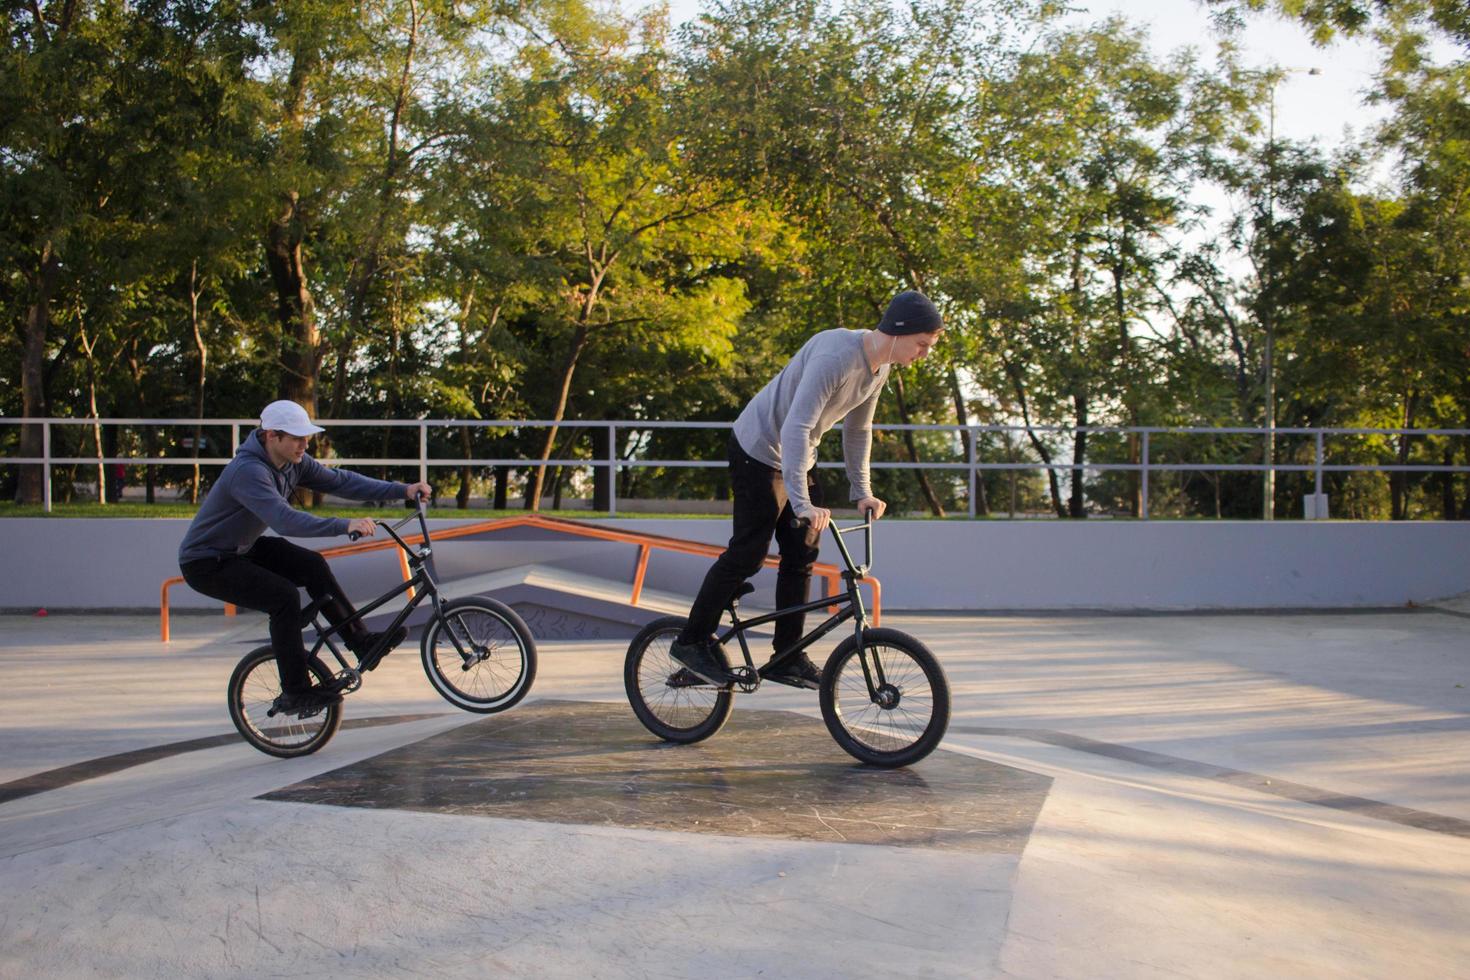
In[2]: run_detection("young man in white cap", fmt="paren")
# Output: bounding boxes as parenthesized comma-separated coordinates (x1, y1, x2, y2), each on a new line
(670, 290, 943, 687)
(179, 400, 432, 714)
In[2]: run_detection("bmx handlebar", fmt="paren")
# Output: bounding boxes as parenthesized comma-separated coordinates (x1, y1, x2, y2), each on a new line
(789, 508, 874, 576)
(788, 506, 875, 530)
(348, 493, 430, 542)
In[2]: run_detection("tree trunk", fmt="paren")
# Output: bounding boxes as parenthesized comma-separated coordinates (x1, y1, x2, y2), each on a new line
(521, 466, 537, 509)
(891, 372, 945, 517)
(267, 34, 320, 413)
(315, 331, 354, 508)
(493, 466, 509, 510)
(1440, 447, 1456, 520)
(1391, 391, 1418, 520)
(123, 340, 157, 504)
(457, 425, 472, 509)
(1069, 393, 1088, 518)
(947, 368, 985, 515)
(453, 281, 480, 512)
(1462, 436, 1470, 519)
(77, 319, 106, 504)
(266, 192, 319, 412)
(144, 428, 157, 504)
(79, 323, 104, 505)
(552, 426, 582, 510)
(1113, 243, 1140, 518)
(189, 260, 207, 505)
(1004, 428, 1018, 518)
(528, 321, 591, 510)
(591, 425, 612, 511)
(103, 425, 123, 503)
(17, 244, 59, 504)
(1069, 240, 1089, 519)
(1005, 360, 1065, 519)
(340, 0, 418, 351)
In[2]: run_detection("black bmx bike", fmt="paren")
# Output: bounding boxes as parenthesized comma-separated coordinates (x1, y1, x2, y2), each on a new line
(227, 500, 537, 757)
(623, 512, 951, 768)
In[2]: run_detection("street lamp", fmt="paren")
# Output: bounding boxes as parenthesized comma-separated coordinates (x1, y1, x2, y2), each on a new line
(1261, 65, 1321, 521)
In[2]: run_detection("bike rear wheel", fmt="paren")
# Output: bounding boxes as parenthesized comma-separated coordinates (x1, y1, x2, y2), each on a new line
(624, 616, 733, 743)
(421, 597, 537, 713)
(820, 628, 950, 768)
(227, 645, 342, 758)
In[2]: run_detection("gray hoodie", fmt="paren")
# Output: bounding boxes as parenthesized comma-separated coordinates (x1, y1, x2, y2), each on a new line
(178, 429, 407, 564)
(732, 328, 889, 518)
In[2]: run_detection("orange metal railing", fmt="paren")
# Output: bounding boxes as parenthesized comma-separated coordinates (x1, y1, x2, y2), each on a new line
(160, 514, 880, 641)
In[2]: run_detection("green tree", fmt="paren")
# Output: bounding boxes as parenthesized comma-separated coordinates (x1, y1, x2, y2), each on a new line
(478, 12, 755, 509)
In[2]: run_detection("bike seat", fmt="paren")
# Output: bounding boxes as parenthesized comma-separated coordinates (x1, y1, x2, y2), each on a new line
(299, 594, 333, 629)
(728, 582, 755, 608)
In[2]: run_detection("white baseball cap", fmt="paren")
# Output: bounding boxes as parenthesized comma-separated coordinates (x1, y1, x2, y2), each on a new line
(260, 400, 325, 437)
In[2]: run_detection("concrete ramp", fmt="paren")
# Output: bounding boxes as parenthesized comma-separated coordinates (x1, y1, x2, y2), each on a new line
(362, 564, 775, 640)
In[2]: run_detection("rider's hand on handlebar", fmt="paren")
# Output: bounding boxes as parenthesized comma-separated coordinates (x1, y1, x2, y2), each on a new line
(854, 496, 887, 521)
(405, 482, 432, 504)
(347, 517, 376, 541)
(800, 506, 833, 535)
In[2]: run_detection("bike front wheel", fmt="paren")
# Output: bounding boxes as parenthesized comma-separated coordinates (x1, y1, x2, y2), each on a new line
(820, 628, 950, 768)
(624, 616, 733, 744)
(227, 645, 342, 758)
(421, 597, 537, 713)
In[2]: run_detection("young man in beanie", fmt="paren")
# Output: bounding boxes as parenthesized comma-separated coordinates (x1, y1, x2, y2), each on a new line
(670, 290, 943, 687)
(179, 400, 432, 715)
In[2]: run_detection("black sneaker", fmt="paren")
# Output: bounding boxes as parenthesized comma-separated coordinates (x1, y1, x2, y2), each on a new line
(271, 686, 342, 718)
(668, 637, 730, 685)
(352, 626, 409, 672)
(666, 667, 709, 688)
(760, 653, 822, 690)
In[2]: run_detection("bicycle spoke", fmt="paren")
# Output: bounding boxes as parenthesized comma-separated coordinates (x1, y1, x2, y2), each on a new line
(428, 605, 530, 707)
(831, 642, 936, 754)
(235, 656, 330, 750)
(634, 632, 722, 731)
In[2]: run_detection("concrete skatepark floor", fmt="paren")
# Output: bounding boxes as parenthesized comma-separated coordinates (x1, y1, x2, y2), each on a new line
(2, 608, 1469, 978)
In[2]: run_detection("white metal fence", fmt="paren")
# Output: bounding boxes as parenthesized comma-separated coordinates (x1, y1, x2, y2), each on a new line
(3, 416, 1469, 518)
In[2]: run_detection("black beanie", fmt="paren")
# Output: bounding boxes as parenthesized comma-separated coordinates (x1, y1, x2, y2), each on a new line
(878, 290, 942, 335)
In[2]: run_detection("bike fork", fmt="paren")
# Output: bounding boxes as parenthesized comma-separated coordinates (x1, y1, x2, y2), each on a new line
(853, 631, 893, 703)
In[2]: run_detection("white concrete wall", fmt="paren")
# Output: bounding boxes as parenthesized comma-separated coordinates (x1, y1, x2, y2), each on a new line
(1, 517, 1466, 612)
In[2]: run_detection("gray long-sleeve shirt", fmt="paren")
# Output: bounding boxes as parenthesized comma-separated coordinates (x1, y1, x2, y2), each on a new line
(732, 328, 889, 518)
(178, 428, 407, 563)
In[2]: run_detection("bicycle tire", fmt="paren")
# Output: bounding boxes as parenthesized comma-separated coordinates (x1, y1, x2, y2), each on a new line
(227, 645, 342, 758)
(624, 616, 733, 744)
(421, 597, 537, 713)
(819, 628, 950, 768)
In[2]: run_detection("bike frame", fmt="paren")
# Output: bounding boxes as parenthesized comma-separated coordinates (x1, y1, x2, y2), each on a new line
(717, 514, 888, 696)
(306, 502, 477, 675)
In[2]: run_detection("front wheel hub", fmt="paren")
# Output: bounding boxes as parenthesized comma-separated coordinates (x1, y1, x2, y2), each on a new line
(460, 645, 492, 670)
(873, 683, 901, 709)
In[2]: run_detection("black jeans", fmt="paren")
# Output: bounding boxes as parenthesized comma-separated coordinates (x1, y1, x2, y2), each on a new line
(681, 435, 824, 654)
(181, 537, 355, 694)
